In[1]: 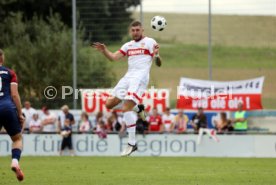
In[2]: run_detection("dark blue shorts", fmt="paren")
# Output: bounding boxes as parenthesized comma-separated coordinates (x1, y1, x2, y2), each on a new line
(0, 108, 22, 137)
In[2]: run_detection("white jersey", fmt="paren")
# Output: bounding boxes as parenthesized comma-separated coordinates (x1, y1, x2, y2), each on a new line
(119, 37, 157, 84)
(41, 112, 57, 132)
(22, 107, 37, 129)
(29, 119, 42, 132)
(162, 114, 174, 131)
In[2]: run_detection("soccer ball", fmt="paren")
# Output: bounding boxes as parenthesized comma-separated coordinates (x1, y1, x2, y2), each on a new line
(151, 16, 167, 31)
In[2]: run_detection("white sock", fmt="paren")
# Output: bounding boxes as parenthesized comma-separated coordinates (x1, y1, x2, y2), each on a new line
(128, 132, 136, 146)
(132, 104, 139, 113)
(197, 128, 204, 145)
(112, 101, 123, 110)
(12, 159, 19, 164)
(123, 111, 137, 145)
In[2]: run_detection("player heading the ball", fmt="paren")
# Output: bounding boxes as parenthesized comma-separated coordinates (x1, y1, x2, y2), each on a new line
(92, 20, 162, 156)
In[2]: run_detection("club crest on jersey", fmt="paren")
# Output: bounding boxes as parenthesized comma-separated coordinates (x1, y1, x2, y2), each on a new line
(141, 43, 145, 48)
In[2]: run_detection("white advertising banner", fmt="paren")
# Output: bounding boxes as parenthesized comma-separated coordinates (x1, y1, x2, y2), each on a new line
(1, 134, 276, 157)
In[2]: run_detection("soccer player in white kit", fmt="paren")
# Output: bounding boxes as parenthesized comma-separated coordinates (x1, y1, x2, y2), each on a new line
(92, 21, 162, 156)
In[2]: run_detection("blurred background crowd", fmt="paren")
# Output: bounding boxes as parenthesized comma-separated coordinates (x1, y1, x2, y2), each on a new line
(0, 100, 248, 137)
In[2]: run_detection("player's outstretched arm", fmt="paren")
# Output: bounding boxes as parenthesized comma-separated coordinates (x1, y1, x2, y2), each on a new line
(92, 42, 124, 61)
(153, 44, 162, 67)
(154, 55, 162, 67)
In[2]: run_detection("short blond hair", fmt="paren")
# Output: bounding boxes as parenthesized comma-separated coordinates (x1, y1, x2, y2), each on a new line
(61, 105, 69, 111)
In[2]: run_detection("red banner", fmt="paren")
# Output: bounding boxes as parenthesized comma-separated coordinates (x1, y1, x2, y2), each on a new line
(81, 89, 170, 114)
(177, 77, 264, 111)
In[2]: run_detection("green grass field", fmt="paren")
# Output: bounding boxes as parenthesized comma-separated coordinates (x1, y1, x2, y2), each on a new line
(1, 157, 276, 185)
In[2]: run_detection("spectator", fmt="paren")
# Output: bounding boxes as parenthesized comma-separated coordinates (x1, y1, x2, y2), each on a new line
(106, 117, 114, 132)
(95, 120, 107, 139)
(91, 111, 107, 136)
(58, 105, 75, 132)
(232, 102, 248, 132)
(89, 114, 97, 131)
(95, 112, 106, 125)
(118, 121, 127, 138)
(106, 111, 123, 132)
(191, 107, 207, 133)
(136, 114, 149, 134)
(148, 108, 163, 132)
(162, 107, 175, 133)
(22, 101, 36, 132)
(60, 119, 74, 156)
(41, 106, 57, 132)
(29, 112, 42, 133)
(214, 112, 233, 133)
(173, 109, 189, 134)
(79, 112, 92, 133)
(113, 111, 123, 132)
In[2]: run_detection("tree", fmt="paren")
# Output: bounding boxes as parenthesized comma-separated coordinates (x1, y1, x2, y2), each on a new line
(0, 0, 140, 44)
(0, 0, 72, 27)
(4, 13, 114, 108)
(77, 0, 140, 42)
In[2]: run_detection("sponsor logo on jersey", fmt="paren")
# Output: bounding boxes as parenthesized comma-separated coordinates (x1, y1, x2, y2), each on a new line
(0, 71, 8, 74)
(164, 120, 172, 124)
(127, 48, 150, 56)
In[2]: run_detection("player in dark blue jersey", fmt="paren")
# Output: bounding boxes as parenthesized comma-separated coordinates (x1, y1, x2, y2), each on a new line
(0, 49, 25, 181)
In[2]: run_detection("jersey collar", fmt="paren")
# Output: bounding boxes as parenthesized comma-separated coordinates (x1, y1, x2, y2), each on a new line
(134, 36, 145, 42)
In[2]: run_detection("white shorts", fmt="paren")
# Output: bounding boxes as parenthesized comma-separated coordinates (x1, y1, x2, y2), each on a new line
(112, 77, 148, 104)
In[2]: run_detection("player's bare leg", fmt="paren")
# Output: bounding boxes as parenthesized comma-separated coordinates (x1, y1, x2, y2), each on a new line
(105, 96, 122, 110)
(10, 133, 24, 181)
(121, 100, 138, 156)
(106, 96, 146, 120)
